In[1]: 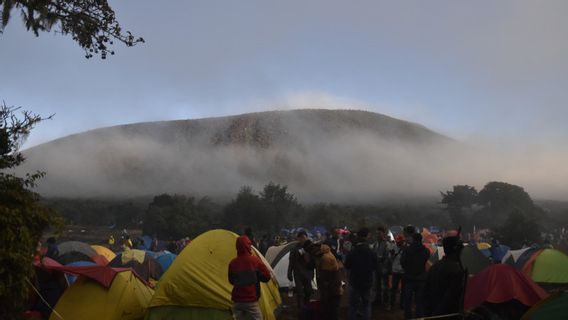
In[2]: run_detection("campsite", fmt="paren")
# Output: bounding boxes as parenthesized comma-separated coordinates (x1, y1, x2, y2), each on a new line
(3, 1, 568, 320)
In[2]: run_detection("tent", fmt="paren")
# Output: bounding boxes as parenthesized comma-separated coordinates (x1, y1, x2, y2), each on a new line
(265, 241, 317, 289)
(502, 247, 531, 265)
(109, 249, 163, 282)
(518, 249, 568, 287)
(465, 264, 549, 311)
(154, 251, 177, 273)
(430, 245, 490, 275)
(91, 245, 116, 264)
(265, 241, 297, 267)
(30, 258, 68, 319)
(146, 229, 281, 320)
(64, 260, 97, 284)
(461, 245, 491, 275)
(50, 270, 154, 320)
(489, 244, 510, 262)
(522, 291, 568, 319)
(56, 241, 98, 265)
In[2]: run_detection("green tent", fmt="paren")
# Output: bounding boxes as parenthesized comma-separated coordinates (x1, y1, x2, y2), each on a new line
(530, 249, 568, 284)
(461, 245, 491, 275)
(522, 291, 568, 319)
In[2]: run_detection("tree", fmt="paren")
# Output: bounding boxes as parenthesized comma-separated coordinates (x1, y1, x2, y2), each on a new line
(495, 209, 541, 249)
(0, 2, 140, 316)
(0, 104, 61, 318)
(440, 185, 478, 229)
(475, 181, 541, 228)
(1, 0, 144, 59)
(224, 186, 266, 232)
(259, 182, 302, 230)
(143, 194, 211, 240)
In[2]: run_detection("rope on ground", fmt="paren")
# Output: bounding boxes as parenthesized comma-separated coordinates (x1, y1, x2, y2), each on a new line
(25, 278, 65, 320)
(411, 313, 462, 320)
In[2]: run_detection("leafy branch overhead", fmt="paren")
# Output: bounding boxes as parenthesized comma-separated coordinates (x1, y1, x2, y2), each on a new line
(0, 0, 144, 59)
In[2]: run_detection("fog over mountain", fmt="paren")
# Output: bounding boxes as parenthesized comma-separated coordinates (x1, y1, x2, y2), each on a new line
(17, 109, 568, 202)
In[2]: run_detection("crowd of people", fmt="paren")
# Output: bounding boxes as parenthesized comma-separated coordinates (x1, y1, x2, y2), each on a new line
(231, 225, 468, 320)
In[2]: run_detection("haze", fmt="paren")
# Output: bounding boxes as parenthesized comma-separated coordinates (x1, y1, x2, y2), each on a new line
(2, 1, 568, 200)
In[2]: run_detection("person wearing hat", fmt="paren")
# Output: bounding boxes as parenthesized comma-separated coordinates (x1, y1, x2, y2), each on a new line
(389, 234, 406, 310)
(424, 233, 467, 319)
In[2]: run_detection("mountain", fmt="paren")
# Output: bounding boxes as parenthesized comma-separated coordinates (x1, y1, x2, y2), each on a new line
(19, 109, 454, 201)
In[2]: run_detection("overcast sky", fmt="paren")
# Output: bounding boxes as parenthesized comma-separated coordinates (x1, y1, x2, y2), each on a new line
(1, 0, 568, 148)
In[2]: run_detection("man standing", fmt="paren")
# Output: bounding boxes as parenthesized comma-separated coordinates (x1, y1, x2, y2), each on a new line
(287, 230, 315, 311)
(401, 232, 430, 319)
(424, 234, 466, 318)
(344, 228, 378, 320)
(228, 235, 271, 320)
(324, 229, 344, 261)
(390, 234, 406, 310)
(372, 226, 391, 308)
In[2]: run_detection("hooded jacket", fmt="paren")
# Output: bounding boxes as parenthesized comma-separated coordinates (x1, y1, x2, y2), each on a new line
(228, 235, 271, 302)
(313, 244, 343, 297)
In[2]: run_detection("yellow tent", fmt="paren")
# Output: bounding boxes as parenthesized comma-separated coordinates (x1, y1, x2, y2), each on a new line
(91, 245, 117, 263)
(146, 229, 281, 320)
(50, 270, 154, 320)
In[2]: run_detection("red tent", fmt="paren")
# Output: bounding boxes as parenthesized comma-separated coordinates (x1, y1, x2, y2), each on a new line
(465, 264, 548, 310)
(34, 257, 133, 288)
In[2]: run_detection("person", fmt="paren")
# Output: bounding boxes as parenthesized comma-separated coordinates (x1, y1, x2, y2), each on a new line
(324, 229, 344, 261)
(108, 235, 115, 248)
(122, 235, 133, 251)
(400, 232, 430, 319)
(150, 234, 159, 252)
(287, 230, 315, 312)
(259, 234, 270, 255)
(344, 227, 378, 320)
(424, 234, 466, 319)
(390, 234, 406, 310)
(244, 227, 258, 248)
(45, 237, 59, 260)
(372, 226, 391, 308)
(228, 235, 271, 320)
(305, 241, 343, 320)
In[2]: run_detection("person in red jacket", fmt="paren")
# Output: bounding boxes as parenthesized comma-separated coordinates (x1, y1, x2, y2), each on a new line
(229, 235, 272, 320)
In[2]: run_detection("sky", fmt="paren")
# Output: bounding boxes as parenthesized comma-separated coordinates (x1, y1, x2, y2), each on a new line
(1, 0, 568, 148)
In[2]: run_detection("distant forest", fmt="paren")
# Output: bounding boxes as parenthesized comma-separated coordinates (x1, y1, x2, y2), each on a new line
(43, 181, 568, 248)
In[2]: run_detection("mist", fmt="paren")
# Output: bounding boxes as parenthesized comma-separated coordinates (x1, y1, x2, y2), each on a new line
(16, 109, 568, 202)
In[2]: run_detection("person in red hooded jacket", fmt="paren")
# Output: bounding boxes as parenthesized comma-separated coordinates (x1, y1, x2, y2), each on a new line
(229, 235, 272, 320)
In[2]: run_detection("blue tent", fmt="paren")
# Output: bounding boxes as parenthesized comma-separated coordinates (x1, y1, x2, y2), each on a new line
(64, 260, 96, 284)
(490, 244, 510, 262)
(142, 235, 153, 250)
(155, 251, 177, 272)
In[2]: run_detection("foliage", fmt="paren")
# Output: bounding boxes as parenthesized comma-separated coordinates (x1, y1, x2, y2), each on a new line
(440, 185, 478, 229)
(0, 103, 61, 318)
(495, 209, 541, 248)
(224, 186, 267, 232)
(474, 181, 541, 228)
(0, 0, 144, 59)
(224, 183, 303, 233)
(259, 182, 303, 229)
(143, 194, 220, 239)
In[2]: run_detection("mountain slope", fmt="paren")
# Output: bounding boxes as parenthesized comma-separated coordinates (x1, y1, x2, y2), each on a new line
(20, 109, 454, 201)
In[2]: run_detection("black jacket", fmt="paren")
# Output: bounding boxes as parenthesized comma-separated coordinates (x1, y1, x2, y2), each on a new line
(344, 241, 378, 289)
(424, 256, 466, 316)
(400, 242, 430, 281)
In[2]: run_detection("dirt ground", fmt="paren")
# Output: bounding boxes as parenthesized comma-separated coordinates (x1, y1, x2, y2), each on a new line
(278, 290, 405, 320)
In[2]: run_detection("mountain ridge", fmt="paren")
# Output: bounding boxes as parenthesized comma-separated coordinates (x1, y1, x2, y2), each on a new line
(20, 109, 454, 200)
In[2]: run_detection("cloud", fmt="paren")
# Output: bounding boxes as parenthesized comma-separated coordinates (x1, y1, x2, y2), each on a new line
(16, 110, 568, 202)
